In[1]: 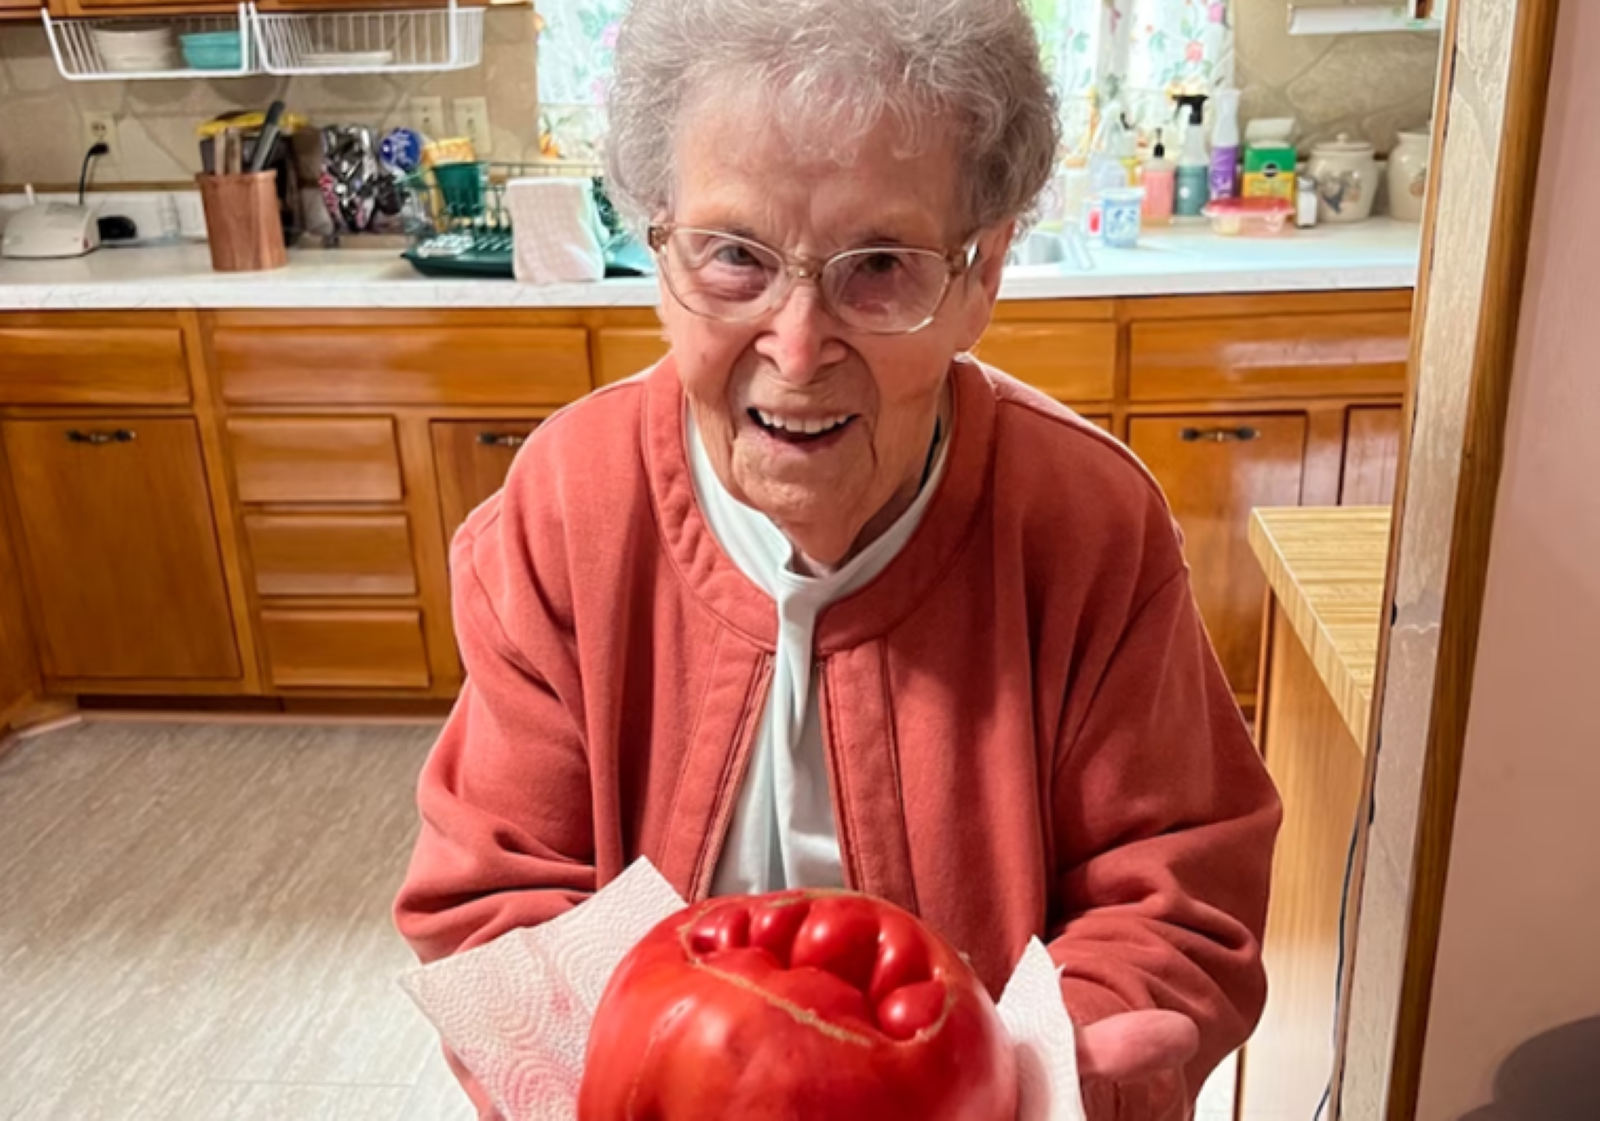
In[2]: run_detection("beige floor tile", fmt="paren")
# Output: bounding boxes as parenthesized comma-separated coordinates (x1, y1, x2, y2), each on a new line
(0, 721, 443, 1121)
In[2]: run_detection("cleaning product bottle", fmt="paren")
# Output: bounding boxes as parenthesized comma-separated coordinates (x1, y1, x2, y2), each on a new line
(1209, 88, 1242, 200)
(1173, 93, 1210, 218)
(1115, 112, 1140, 186)
(1140, 129, 1175, 226)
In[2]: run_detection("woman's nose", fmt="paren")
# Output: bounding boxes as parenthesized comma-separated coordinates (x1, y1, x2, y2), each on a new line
(754, 282, 849, 384)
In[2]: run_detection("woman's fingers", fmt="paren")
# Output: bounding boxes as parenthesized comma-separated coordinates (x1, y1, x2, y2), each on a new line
(1076, 1009, 1201, 1083)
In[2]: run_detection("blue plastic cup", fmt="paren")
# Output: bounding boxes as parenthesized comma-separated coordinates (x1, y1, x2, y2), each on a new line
(1100, 187, 1146, 249)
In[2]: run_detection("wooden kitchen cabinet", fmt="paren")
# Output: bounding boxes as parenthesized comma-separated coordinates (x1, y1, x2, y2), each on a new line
(1130, 415, 1311, 703)
(0, 0, 43, 21)
(1341, 406, 1404, 507)
(0, 418, 240, 683)
(0, 465, 40, 726)
(432, 420, 542, 540)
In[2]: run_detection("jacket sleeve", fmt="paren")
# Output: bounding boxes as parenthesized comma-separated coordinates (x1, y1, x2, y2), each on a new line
(1048, 564, 1282, 1121)
(392, 497, 597, 1117)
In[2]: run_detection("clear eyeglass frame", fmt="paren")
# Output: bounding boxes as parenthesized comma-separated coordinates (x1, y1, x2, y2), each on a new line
(647, 223, 979, 336)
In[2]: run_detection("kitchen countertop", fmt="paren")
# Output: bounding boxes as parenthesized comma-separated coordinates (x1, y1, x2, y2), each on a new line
(1249, 506, 1392, 745)
(0, 220, 1421, 310)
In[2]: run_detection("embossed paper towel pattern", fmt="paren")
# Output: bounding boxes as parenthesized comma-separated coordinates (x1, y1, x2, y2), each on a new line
(401, 858, 1088, 1121)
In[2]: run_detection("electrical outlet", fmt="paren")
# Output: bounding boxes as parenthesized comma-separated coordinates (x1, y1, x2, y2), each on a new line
(84, 110, 119, 165)
(411, 96, 445, 140)
(453, 97, 493, 157)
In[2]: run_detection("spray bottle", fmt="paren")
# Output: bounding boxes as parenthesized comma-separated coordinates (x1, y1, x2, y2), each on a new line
(1209, 88, 1242, 200)
(1173, 93, 1210, 218)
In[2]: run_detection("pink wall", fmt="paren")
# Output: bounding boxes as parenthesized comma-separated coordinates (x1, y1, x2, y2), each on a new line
(1413, 2, 1600, 1117)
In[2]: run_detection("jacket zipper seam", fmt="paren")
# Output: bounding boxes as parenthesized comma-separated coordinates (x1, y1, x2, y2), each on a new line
(817, 656, 864, 892)
(692, 652, 774, 899)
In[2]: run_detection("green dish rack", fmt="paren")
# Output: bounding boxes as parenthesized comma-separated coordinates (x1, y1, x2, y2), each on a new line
(398, 162, 648, 280)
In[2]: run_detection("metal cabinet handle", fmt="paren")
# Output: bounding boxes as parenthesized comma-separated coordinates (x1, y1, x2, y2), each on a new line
(477, 432, 528, 450)
(1180, 425, 1260, 444)
(66, 428, 136, 445)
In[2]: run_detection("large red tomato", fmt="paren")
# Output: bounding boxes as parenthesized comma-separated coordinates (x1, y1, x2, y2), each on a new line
(578, 889, 1017, 1120)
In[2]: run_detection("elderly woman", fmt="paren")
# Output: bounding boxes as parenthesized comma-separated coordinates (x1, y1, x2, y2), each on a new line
(396, 0, 1280, 1116)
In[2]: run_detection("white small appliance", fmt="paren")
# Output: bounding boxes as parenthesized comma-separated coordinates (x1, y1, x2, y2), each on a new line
(2, 186, 101, 260)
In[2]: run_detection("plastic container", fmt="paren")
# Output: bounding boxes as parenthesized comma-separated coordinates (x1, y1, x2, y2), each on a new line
(1201, 197, 1295, 237)
(1101, 187, 1145, 248)
(180, 30, 243, 70)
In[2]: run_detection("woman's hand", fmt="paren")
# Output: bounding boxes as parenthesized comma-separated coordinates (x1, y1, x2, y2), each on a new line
(1076, 1009, 1200, 1084)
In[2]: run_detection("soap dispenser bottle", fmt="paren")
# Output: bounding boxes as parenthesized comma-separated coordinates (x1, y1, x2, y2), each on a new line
(1140, 129, 1175, 226)
(1173, 93, 1210, 218)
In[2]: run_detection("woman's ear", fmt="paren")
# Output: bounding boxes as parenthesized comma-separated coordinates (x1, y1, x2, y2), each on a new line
(955, 220, 1016, 351)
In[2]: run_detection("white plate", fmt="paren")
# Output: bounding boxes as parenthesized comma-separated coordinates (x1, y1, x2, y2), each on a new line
(102, 50, 184, 72)
(296, 49, 395, 68)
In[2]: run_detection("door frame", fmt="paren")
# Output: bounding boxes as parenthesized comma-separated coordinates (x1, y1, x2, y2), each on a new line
(1332, 0, 1563, 1116)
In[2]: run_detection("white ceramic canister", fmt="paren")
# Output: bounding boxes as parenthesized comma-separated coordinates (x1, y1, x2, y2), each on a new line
(1386, 126, 1431, 222)
(1308, 133, 1379, 224)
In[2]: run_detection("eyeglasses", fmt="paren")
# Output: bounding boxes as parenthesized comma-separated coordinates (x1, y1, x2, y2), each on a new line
(647, 224, 978, 335)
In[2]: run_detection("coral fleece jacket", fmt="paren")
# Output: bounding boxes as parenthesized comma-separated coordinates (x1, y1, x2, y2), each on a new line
(394, 356, 1282, 1120)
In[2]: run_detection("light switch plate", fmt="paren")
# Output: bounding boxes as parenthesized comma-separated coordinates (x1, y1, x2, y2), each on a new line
(453, 97, 493, 157)
(411, 96, 445, 140)
(84, 111, 119, 165)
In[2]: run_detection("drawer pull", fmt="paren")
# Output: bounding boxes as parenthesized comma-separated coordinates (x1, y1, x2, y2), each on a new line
(477, 432, 529, 450)
(1180, 425, 1260, 444)
(66, 428, 136, 445)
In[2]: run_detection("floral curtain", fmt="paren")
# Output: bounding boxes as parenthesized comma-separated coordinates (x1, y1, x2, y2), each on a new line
(533, 0, 1234, 163)
(1029, 0, 1235, 153)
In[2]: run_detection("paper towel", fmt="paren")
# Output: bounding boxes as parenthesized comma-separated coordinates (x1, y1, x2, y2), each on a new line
(401, 858, 1087, 1121)
(505, 178, 608, 285)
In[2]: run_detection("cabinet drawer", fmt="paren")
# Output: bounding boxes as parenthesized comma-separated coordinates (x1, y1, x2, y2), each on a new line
(0, 325, 189, 405)
(216, 326, 591, 406)
(594, 327, 670, 386)
(261, 609, 430, 689)
(245, 513, 416, 597)
(974, 322, 1117, 402)
(1129, 312, 1411, 401)
(229, 417, 403, 504)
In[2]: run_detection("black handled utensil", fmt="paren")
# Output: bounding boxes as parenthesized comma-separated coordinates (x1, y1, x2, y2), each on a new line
(248, 100, 287, 174)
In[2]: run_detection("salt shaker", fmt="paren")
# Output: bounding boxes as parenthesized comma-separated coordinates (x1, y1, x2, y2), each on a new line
(1296, 175, 1319, 229)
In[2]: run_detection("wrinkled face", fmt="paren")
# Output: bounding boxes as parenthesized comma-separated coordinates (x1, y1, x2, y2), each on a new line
(659, 101, 1012, 568)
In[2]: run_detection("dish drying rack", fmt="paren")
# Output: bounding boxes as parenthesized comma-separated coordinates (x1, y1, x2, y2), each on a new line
(41, 0, 482, 81)
(398, 161, 598, 280)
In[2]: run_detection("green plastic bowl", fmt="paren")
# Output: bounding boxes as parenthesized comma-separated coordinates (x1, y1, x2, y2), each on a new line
(180, 31, 241, 70)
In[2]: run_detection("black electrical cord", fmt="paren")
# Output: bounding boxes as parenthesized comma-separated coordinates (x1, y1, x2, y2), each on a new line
(78, 142, 109, 207)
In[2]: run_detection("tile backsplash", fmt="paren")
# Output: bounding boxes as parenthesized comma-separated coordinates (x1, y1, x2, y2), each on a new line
(0, 6, 541, 187)
(0, 0, 1437, 189)
(1234, 2, 1440, 155)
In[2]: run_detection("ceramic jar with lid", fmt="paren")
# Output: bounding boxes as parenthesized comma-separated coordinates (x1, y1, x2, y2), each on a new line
(1386, 126, 1431, 222)
(1308, 133, 1378, 224)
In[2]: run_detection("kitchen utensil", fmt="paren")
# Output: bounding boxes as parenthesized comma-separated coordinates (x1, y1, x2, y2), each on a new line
(1387, 125, 1431, 222)
(248, 100, 287, 173)
(1308, 133, 1378, 224)
(196, 170, 286, 272)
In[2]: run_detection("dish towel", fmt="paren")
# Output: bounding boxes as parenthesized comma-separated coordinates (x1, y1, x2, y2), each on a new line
(506, 178, 607, 284)
(400, 857, 1088, 1121)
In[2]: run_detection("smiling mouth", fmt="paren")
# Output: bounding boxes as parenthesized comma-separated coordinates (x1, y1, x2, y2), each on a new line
(748, 408, 858, 444)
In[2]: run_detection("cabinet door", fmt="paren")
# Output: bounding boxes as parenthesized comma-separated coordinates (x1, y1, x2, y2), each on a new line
(1341, 406, 1403, 507)
(432, 420, 542, 542)
(1130, 415, 1309, 702)
(0, 477, 39, 721)
(1, 419, 240, 682)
